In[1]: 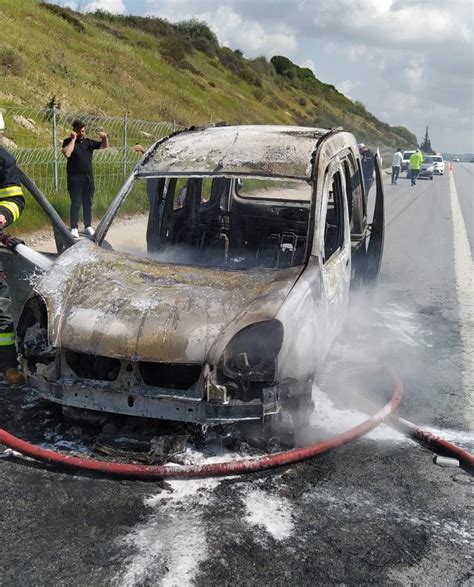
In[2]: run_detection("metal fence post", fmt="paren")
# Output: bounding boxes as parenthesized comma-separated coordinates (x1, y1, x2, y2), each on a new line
(52, 106, 59, 192)
(122, 112, 128, 180)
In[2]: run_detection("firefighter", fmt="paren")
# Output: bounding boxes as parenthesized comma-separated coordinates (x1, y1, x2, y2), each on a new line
(0, 146, 25, 384)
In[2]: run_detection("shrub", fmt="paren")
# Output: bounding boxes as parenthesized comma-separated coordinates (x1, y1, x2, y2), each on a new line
(218, 46, 242, 75)
(160, 36, 193, 66)
(252, 88, 265, 101)
(240, 66, 262, 87)
(270, 55, 295, 76)
(191, 37, 217, 58)
(90, 12, 175, 38)
(250, 56, 275, 77)
(40, 2, 86, 33)
(0, 47, 25, 76)
(174, 19, 218, 45)
(93, 21, 129, 42)
(180, 60, 200, 75)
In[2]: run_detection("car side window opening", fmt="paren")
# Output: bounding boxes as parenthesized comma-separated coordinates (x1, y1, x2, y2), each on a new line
(344, 156, 365, 236)
(323, 170, 346, 262)
(145, 176, 312, 270)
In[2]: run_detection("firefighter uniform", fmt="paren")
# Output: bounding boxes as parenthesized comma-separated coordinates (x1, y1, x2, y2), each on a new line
(0, 146, 25, 384)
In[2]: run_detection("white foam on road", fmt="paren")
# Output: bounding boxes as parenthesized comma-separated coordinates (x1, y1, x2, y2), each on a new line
(243, 487, 294, 542)
(373, 304, 430, 348)
(115, 478, 219, 587)
(310, 387, 474, 448)
(311, 385, 407, 442)
(449, 171, 474, 428)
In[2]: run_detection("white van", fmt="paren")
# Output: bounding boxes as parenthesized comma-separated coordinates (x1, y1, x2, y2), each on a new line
(431, 154, 445, 175)
(401, 150, 415, 172)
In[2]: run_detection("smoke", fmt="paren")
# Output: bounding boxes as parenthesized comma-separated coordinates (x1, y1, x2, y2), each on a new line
(299, 284, 437, 445)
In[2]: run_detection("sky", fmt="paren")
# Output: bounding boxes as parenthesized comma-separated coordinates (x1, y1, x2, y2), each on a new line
(53, 0, 473, 153)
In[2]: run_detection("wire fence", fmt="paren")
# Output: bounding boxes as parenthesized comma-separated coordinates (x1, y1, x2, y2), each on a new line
(0, 107, 183, 231)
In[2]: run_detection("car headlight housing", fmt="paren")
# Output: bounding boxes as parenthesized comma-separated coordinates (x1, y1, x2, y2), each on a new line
(220, 320, 284, 382)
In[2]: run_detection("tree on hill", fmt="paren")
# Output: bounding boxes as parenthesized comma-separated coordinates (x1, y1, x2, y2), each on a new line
(420, 126, 434, 153)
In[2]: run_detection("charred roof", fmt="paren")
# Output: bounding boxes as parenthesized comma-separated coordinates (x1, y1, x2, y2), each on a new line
(138, 125, 331, 180)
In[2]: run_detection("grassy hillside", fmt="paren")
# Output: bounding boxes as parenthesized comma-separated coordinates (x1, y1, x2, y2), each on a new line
(0, 1, 417, 234)
(1, 0, 416, 148)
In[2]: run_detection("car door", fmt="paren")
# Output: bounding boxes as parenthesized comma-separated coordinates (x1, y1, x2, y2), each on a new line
(319, 158, 351, 344)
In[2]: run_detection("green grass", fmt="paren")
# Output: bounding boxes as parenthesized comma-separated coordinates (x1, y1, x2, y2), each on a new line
(0, 0, 417, 233)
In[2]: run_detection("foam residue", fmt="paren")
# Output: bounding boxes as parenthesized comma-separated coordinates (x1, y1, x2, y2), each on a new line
(373, 304, 431, 348)
(243, 487, 294, 542)
(115, 478, 219, 587)
(311, 385, 407, 442)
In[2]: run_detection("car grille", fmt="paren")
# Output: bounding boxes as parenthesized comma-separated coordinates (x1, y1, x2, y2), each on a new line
(139, 362, 202, 389)
(64, 350, 202, 390)
(65, 350, 121, 381)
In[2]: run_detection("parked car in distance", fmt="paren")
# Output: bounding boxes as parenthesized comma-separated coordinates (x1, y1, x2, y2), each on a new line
(418, 156, 434, 180)
(452, 157, 460, 162)
(401, 150, 416, 172)
(431, 155, 445, 175)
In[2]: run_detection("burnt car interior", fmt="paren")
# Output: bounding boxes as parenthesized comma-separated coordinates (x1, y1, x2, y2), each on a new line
(145, 176, 312, 269)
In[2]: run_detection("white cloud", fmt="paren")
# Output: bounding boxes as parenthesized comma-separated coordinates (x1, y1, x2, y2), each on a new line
(404, 56, 425, 91)
(144, 2, 296, 57)
(301, 59, 316, 74)
(336, 79, 359, 99)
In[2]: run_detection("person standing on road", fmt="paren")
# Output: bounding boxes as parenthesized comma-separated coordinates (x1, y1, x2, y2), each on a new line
(0, 146, 25, 385)
(409, 149, 423, 186)
(62, 120, 108, 238)
(358, 143, 375, 195)
(391, 148, 403, 185)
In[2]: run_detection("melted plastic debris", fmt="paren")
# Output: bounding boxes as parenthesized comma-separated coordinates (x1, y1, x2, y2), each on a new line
(40, 432, 90, 454)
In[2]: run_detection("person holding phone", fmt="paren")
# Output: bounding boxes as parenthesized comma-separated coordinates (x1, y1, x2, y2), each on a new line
(62, 119, 108, 238)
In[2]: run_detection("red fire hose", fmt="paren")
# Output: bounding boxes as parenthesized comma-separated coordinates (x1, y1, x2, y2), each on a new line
(390, 415, 474, 470)
(0, 367, 471, 478)
(336, 367, 474, 474)
(0, 367, 403, 479)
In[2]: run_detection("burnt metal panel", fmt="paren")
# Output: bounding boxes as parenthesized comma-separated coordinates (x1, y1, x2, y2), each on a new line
(138, 125, 329, 180)
(34, 240, 302, 364)
(29, 375, 267, 423)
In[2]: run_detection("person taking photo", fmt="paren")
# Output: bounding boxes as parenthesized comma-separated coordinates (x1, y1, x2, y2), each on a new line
(62, 120, 108, 238)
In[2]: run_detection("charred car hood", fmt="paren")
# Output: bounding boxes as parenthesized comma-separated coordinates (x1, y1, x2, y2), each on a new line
(35, 240, 302, 363)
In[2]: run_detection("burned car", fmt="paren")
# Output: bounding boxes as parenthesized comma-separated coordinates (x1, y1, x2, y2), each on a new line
(4, 125, 384, 437)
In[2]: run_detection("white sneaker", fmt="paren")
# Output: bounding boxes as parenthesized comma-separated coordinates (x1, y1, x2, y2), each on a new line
(71, 228, 79, 238)
(85, 226, 95, 236)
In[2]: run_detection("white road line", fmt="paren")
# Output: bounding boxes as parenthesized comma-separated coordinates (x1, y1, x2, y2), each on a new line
(448, 170, 474, 428)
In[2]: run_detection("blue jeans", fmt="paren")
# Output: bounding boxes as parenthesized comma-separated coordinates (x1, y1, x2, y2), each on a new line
(391, 166, 400, 184)
(67, 176, 94, 229)
(410, 169, 419, 185)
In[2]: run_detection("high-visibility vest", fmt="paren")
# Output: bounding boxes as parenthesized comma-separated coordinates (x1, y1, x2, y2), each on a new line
(0, 147, 24, 224)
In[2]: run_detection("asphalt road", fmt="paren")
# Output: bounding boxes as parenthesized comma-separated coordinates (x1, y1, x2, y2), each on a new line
(0, 167, 473, 587)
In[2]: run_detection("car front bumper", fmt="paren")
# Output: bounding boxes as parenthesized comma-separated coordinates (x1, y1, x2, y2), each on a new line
(29, 375, 280, 424)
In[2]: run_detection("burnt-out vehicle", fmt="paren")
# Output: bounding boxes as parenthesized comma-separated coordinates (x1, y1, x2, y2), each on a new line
(4, 125, 384, 436)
